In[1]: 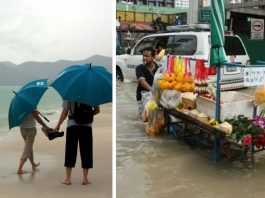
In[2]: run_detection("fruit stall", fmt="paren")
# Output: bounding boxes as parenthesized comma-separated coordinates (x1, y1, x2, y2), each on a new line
(144, 55, 265, 163)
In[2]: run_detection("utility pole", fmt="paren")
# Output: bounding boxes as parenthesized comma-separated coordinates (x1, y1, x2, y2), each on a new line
(188, 0, 204, 24)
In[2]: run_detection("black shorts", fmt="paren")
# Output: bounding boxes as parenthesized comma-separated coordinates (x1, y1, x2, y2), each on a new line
(64, 125, 93, 169)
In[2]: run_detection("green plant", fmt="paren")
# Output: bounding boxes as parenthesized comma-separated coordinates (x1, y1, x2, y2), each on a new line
(225, 115, 264, 143)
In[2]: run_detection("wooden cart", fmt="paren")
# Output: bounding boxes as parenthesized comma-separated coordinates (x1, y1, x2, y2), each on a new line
(164, 109, 263, 165)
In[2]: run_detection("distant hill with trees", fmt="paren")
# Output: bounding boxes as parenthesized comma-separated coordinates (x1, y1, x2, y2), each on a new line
(0, 55, 112, 85)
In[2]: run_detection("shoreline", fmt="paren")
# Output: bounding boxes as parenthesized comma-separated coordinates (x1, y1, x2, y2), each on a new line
(0, 105, 112, 198)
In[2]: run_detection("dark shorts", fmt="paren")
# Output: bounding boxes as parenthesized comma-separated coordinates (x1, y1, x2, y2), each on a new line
(65, 125, 93, 169)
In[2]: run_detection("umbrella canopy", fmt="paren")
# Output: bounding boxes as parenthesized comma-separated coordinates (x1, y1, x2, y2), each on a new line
(8, 79, 48, 129)
(210, 0, 227, 122)
(50, 64, 112, 106)
(210, 0, 227, 66)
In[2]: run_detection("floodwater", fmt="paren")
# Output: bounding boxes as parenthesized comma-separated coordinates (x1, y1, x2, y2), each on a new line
(116, 81, 265, 198)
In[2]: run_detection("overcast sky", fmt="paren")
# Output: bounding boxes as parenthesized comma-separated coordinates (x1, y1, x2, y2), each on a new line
(0, 0, 112, 64)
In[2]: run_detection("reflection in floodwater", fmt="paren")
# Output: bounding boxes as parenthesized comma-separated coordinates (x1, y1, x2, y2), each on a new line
(116, 82, 265, 198)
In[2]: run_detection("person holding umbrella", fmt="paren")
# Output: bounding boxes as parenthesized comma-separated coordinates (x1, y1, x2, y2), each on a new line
(54, 101, 100, 185)
(8, 79, 64, 174)
(17, 110, 52, 174)
(50, 64, 111, 185)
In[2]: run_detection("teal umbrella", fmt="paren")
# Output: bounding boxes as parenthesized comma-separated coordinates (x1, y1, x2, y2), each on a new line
(210, 0, 227, 122)
(210, 0, 227, 66)
(50, 64, 112, 106)
(8, 79, 49, 129)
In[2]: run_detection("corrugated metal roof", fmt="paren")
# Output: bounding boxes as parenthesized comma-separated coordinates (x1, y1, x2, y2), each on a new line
(116, 3, 187, 14)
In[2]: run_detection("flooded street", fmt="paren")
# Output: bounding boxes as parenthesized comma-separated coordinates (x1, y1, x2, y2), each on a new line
(116, 81, 265, 198)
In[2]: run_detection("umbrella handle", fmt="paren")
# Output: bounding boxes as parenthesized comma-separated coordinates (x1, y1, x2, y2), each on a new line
(39, 113, 50, 122)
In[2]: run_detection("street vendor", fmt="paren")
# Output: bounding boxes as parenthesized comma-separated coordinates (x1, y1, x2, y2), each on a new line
(155, 40, 166, 61)
(135, 47, 159, 117)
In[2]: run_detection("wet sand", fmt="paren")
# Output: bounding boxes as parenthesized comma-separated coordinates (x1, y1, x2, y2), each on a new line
(0, 105, 112, 198)
(117, 82, 265, 198)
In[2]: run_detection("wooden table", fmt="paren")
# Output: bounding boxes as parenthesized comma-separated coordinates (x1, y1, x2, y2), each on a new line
(164, 108, 228, 162)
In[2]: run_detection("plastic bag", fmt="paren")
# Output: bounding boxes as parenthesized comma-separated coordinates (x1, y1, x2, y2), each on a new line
(167, 55, 175, 74)
(160, 90, 182, 109)
(152, 67, 165, 105)
(174, 56, 185, 78)
(183, 57, 191, 77)
(254, 85, 265, 105)
(142, 100, 158, 122)
(145, 109, 164, 136)
(141, 91, 153, 121)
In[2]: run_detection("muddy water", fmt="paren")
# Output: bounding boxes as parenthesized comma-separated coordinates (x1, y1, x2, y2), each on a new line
(116, 82, 265, 198)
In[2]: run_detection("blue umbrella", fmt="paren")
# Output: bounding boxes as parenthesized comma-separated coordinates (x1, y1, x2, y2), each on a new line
(50, 64, 112, 106)
(8, 79, 49, 129)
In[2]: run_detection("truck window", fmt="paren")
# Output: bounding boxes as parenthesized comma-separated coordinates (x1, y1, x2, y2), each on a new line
(134, 37, 155, 55)
(167, 35, 197, 55)
(224, 36, 246, 55)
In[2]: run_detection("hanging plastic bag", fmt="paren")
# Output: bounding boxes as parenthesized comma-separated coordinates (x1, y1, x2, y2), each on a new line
(184, 57, 191, 77)
(195, 59, 208, 94)
(179, 57, 185, 77)
(152, 67, 165, 104)
(254, 85, 265, 105)
(174, 56, 185, 78)
(167, 55, 175, 74)
(145, 109, 164, 136)
(160, 90, 182, 109)
(141, 91, 153, 121)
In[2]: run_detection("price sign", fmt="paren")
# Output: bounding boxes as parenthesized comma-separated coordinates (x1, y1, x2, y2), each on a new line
(244, 68, 265, 86)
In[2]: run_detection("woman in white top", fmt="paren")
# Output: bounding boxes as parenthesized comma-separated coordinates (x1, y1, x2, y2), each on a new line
(17, 110, 51, 174)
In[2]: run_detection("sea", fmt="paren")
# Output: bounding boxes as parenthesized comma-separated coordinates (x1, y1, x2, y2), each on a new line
(0, 86, 63, 140)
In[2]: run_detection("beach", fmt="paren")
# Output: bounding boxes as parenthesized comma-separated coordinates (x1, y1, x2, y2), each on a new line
(0, 105, 112, 198)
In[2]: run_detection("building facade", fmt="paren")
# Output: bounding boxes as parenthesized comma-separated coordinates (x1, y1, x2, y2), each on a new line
(117, 0, 175, 8)
(175, 0, 189, 9)
(116, 1, 187, 53)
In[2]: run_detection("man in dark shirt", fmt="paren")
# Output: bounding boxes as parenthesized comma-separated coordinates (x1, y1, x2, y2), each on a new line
(135, 47, 159, 116)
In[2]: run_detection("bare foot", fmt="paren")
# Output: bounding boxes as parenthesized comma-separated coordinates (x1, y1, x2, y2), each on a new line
(32, 162, 40, 170)
(82, 179, 91, 185)
(17, 170, 27, 174)
(61, 180, 71, 185)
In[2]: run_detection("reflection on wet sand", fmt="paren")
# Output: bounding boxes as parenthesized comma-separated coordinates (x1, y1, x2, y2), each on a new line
(17, 169, 37, 183)
(117, 82, 265, 198)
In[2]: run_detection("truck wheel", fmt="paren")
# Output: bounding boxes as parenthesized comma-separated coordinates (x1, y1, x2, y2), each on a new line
(116, 69, 124, 82)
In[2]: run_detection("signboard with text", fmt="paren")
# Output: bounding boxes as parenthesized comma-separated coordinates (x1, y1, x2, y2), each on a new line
(244, 68, 265, 86)
(199, 9, 211, 22)
(251, 18, 264, 40)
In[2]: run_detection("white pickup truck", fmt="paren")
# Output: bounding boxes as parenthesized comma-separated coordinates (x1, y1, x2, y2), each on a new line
(116, 24, 250, 90)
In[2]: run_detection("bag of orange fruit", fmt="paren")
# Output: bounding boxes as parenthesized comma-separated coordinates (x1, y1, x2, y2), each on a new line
(254, 85, 265, 105)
